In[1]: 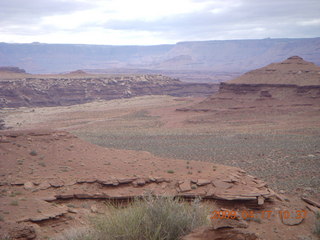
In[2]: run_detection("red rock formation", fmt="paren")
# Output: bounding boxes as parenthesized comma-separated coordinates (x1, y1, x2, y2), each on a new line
(179, 56, 320, 112)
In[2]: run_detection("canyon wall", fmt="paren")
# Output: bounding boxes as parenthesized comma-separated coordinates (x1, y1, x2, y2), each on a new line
(0, 74, 217, 108)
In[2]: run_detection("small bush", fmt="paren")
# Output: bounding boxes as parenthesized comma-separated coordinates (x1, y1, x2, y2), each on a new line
(30, 150, 38, 156)
(10, 200, 19, 206)
(67, 204, 76, 208)
(9, 191, 22, 197)
(51, 227, 93, 240)
(167, 170, 175, 174)
(54, 195, 209, 240)
(39, 162, 46, 167)
(93, 195, 208, 240)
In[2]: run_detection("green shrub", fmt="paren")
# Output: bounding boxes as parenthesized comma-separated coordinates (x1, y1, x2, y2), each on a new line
(10, 200, 19, 206)
(51, 228, 93, 240)
(30, 150, 38, 156)
(93, 195, 208, 240)
(53, 195, 209, 240)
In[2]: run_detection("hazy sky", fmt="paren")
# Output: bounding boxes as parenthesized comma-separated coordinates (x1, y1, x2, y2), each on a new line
(1, 0, 320, 45)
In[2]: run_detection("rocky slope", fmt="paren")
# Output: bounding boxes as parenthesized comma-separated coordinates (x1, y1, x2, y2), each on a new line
(179, 56, 320, 112)
(0, 71, 218, 108)
(0, 130, 317, 240)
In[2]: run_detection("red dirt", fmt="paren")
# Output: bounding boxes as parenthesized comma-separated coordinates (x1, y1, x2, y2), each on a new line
(0, 129, 318, 239)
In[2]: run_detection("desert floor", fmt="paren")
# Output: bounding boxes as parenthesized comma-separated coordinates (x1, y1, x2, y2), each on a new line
(3, 95, 319, 198)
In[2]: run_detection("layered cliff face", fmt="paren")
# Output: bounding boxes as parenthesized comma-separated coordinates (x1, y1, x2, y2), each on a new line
(180, 56, 320, 112)
(0, 72, 218, 108)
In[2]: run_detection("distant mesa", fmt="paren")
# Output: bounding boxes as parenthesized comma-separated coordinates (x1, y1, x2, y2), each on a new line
(1, 38, 320, 76)
(66, 70, 88, 75)
(178, 56, 320, 112)
(0, 66, 26, 74)
(286, 55, 303, 61)
(229, 56, 320, 86)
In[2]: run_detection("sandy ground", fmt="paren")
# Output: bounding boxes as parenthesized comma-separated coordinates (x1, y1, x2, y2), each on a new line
(2, 95, 319, 195)
(1, 95, 320, 239)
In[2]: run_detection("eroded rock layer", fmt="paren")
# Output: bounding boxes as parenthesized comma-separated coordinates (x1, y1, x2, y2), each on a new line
(0, 73, 217, 108)
(0, 130, 273, 206)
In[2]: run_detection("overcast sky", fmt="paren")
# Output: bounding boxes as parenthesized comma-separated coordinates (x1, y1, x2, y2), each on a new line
(1, 0, 319, 45)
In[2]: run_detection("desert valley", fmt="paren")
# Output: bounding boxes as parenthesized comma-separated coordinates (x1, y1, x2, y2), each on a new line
(0, 50, 320, 239)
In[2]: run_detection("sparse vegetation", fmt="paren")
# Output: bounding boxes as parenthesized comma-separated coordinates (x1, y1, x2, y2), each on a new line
(30, 150, 38, 156)
(67, 204, 76, 208)
(95, 196, 208, 240)
(0, 189, 8, 197)
(17, 159, 24, 165)
(9, 191, 22, 197)
(53, 195, 208, 240)
(51, 228, 92, 240)
(80, 124, 320, 194)
(39, 162, 46, 167)
(167, 170, 175, 174)
(10, 200, 19, 206)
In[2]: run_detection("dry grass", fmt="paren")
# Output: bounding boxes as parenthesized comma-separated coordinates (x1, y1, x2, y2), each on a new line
(51, 228, 92, 240)
(52, 195, 209, 240)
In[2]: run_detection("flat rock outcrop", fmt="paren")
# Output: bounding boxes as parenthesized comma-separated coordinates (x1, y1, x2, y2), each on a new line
(0, 130, 274, 205)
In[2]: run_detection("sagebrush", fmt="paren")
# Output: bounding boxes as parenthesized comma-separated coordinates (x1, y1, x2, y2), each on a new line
(53, 195, 209, 240)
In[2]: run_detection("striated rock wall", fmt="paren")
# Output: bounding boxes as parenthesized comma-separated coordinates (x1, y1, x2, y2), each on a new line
(178, 82, 320, 112)
(219, 82, 320, 99)
(0, 74, 218, 108)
